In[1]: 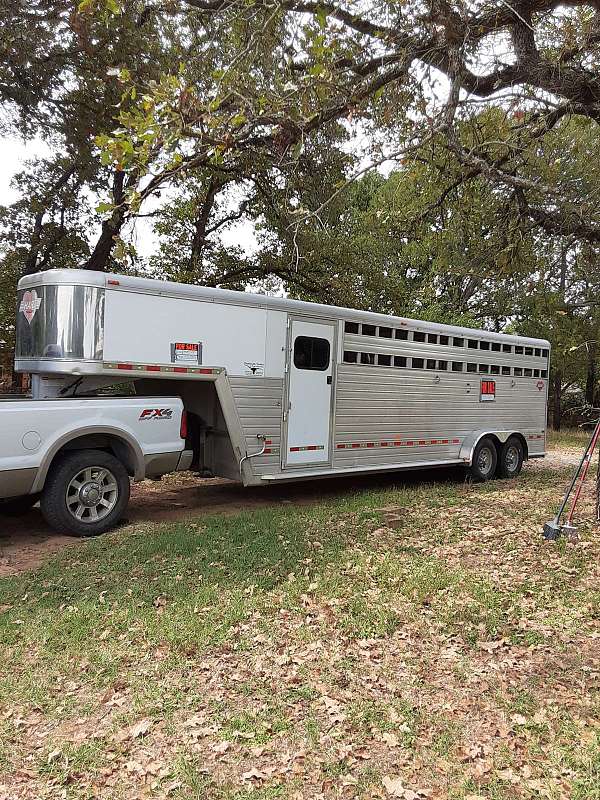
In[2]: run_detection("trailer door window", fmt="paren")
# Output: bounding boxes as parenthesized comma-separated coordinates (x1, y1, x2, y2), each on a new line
(294, 336, 330, 371)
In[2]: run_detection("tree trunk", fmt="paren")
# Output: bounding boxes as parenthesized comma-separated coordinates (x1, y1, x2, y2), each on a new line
(189, 177, 219, 274)
(82, 171, 126, 272)
(22, 165, 75, 276)
(552, 370, 562, 430)
(585, 342, 597, 407)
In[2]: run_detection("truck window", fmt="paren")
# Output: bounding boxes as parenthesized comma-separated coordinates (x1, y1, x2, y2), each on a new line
(294, 336, 330, 370)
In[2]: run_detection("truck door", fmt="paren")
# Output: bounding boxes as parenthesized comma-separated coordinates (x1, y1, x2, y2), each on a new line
(284, 318, 336, 467)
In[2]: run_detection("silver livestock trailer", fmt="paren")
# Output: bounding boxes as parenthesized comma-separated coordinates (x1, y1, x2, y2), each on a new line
(15, 269, 549, 486)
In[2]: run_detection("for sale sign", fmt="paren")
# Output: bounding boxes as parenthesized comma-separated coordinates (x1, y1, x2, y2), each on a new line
(170, 342, 202, 364)
(480, 379, 496, 402)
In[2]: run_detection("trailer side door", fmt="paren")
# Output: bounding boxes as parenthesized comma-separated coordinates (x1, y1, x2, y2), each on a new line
(284, 318, 336, 467)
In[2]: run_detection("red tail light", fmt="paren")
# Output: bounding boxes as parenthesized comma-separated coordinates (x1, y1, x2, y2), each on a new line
(180, 410, 188, 440)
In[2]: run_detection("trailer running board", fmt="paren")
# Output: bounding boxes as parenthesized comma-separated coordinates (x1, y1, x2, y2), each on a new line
(260, 459, 464, 482)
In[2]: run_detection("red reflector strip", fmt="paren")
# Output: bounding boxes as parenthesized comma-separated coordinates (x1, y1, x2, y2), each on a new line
(290, 445, 325, 452)
(107, 279, 120, 286)
(103, 362, 222, 375)
(335, 437, 463, 450)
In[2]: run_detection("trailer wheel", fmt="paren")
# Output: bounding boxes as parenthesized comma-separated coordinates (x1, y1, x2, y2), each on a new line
(469, 437, 498, 481)
(40, 450, 130, 537)
(0, 494, 40, 516)
(498, 436, 524, 479)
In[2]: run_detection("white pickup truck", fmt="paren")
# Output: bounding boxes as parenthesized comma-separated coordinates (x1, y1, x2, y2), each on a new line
(0, 396, 192, 536)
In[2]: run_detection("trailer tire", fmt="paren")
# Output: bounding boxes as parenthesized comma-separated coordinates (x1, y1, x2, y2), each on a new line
(40, 450, 130, 537)
(498, 436, 524, 479)
(0, 494, 40, 516)
(469, 437, 498, 481)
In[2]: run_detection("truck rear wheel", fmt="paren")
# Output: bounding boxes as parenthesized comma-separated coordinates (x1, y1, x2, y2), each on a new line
(468, 437, 498, 481)
(40, 450, 130, 537)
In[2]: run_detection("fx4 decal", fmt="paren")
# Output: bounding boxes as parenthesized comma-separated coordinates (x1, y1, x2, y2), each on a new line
(139, 408, 173, 421)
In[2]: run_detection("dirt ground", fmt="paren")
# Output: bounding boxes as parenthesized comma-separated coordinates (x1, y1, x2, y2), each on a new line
(0, 448, 581, 579)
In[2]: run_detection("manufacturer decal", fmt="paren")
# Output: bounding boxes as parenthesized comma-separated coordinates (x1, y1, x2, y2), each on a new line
(139, 408, 173, 421)
(244, 361, 264, 376)
(536, 380, 545, 391)
(19, 290, 42, 324)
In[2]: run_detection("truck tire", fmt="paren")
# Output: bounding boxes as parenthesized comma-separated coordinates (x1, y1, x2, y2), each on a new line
(0, 494, 40, 516)
(468, 437, 498, 481)
(498, 436, 524, 479)
(40, 450, 130, 537)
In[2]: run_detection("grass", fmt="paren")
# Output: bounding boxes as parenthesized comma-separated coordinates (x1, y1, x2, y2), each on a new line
(1, 430, 599, 798)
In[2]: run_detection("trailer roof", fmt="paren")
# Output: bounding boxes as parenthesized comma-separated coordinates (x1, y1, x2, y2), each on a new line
(19, 269, 551, 348)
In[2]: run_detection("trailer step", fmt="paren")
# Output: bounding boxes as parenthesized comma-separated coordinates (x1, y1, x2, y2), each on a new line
(260, 459, 464, 481)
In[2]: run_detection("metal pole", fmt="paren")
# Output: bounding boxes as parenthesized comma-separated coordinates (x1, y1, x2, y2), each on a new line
(543, 418, 600, 539)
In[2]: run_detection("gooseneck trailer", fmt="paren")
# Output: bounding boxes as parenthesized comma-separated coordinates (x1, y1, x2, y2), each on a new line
(0, 269, 549, 535)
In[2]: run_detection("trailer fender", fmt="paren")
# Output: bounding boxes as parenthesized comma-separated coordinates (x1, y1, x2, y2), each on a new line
(31, 426, 146, 493)
(459, 431, 528, 466)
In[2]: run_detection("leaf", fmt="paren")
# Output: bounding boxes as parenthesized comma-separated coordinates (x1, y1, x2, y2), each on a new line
(382, 775, 405, 797)
(128, 717, 153, 739)
(241, 767, 267, 782)
(382, 732, 400, 748)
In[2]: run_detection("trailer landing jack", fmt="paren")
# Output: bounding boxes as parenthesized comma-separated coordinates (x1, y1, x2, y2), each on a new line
(543, 419, 600, 541)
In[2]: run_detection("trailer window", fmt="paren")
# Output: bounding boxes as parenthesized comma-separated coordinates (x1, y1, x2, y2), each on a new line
(427, 334, 438, 344)
(542, 349, 549, 358)
(413, 332, 426, 342)
(377, 354, 391, 366)
(360, 352, 376, 365)
(426, 358, 436, 369)
(502, 366, 511, 375)
(514, 367, 523, 376)
(534, 348, 541, 357)
(362, 324, 376, 337)
(533, 369, 540, 377)
(468, 339, 478, 349)
(480, 341, 490, 351)
(395, 329, 408, 340)
(439, 335, 449, 346)
(453, 337, 464, 347)
(502, 344, 512, 353)
(412, 358, 424, 369)
(343, 350, 358, 363)
(378, 326, 393, 339)
(438, 360, 448, 370)
(490, 365, 500, 375)
(479, 364, 489, 373)
(525, 347, 533, 356)
(515, 346, 524, 354)
(345, 322, 359, 334)
(294, 336, 330, 370)
(491, 343, 501, 352)
(466, 363, 477, 373)
(524, 368, 533, 377)
(541, 369, 547, 378)
(394, 355, 407, 367)
(452, 362, 463, 372)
